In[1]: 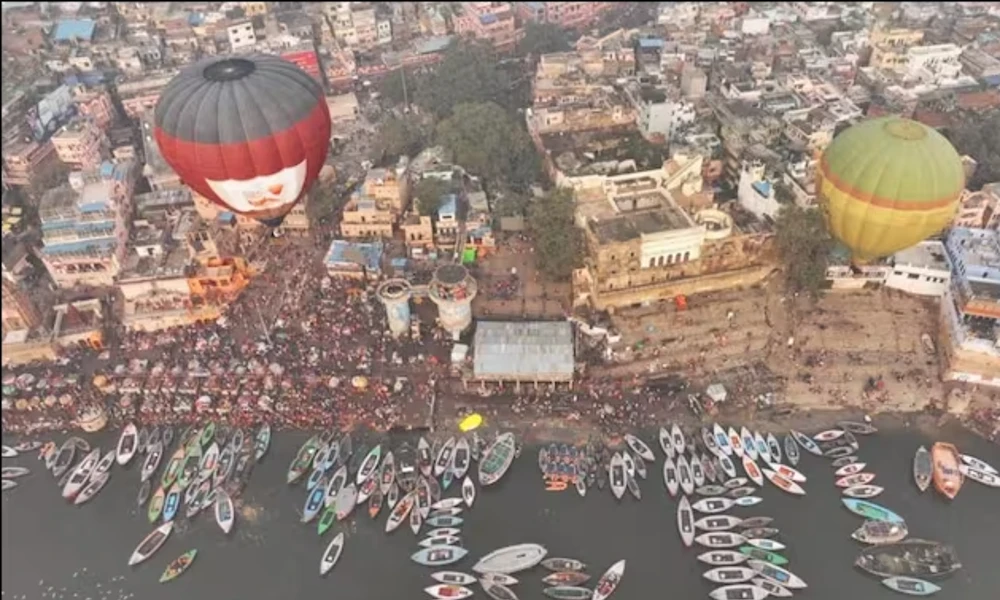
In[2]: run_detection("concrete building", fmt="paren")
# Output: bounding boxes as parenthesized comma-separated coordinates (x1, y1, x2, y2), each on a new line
(959, 48, 1000, 87)
(1, 277, 43, 336)
(954, 187, 998, 229)
(452, 2, 521, 51)
(117, 70, 178, 118)
(323, 239, 383, 279)
(139, 114, 181, 191)
(885, 241, 951, 297)
(471, 321, 575, 387)
(340, 193, 396, 239)
(622, 83, 697, 143)
(227, 21, 256, 52)
(362, 159, 411, 214)
(50, 119, 108, 171)
(70, 85, 116, 133)
(905, 44, 964, 85)
(429, 264, 477, 339)
(377, 278, 413, 337)
(680, 65, 708, 99)
(737, 161, 781, 221)
(2, 139, 58, 188)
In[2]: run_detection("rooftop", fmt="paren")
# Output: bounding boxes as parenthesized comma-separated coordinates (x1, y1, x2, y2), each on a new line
(590, 204, 694, 244)
(53, 19, 96, 42)
(892, 241, 949, 272)
(324, 240, 383, 272)
(473, 321, 575, 381)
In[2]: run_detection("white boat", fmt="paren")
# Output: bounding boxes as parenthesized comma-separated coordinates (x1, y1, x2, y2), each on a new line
(429, 507, 463, 518)
(386, 491, 415, 533)
(677, 495, 695, 547)
(783, 435, 800, 466)
(215, 489, 235, 534)
(663, 456, 679, 497)
(356, 444, 383, 485)
(727, 427, 744, 458)
(713, 424, 732, 457)
(670, 424, 686, 457)
(703, 567, 756, 584)
(698, 551, 748, 566)
(140, 442, 163, 483)
(724, 477, 749, 490)
(718, 456, 737, 479)
(695, 532, 746, 548)
(62, 448, 101, 499)
(790, 430, 822, 456)
(479, 433, 517, 486)
(481, 581, 518, 600)
(128, 521, 173, 566)
(695, 515, 743, 532)
(412, 505, 425, 536)
(881, 576, 941, 596)
(747, 539, 785, 552)
(1, 445, 17, 458)
(2, 479, 17, 491)
(432, 572, 477, 586)
(752, 432, 771, 465)
(761, 469, 806, 496)
(836, 462, 867, 477)
(93, 450, 115, 476)
(480, 572, 518, 586)
(770, 464, 806, 483)
(765, 434, 782, 464)
(697, 484, 727, 497)
(431, 497, 464, 511)
(676, 454, 694, 496)
(748, 560, 807, 589)
(199, 442, 220, 482)
(320, 532, 345, 576)
(609, 453, 627, 500)
(412, 546, 469, 567)
(428, 527, 462, 538)
(836, 473, 876, 488)
(843, 484, 885, 499)
(690, 454, 706, 487)
(692, 497, 734, 514)
(960, 454, 997, 475)
(452, 439, 471, 481)
(624, 434, 655, 462)
(420, 535, 462, 548)
(335, 483, 358, 521)
(658, 427, 675, 459)
(741, 455, 763, 487)
(425, 584, 474, 600)
(74, 471, 110, 505)
(435, 438, 456, 477)
(324, 465, 348, 508)
(813, 429, 844, 442)
(733, 496, 762, 507)
(752, 578, 792, 597)
(709, 585, 768, 600)
(959, 465, 1000, 487)
(740, 427, 758, 461)
(116, 423, 138, 466)
(541, 557, 586, 572)
(1, 467, 29, 478)
(592, 560, 625, 600)
(702, 428, 720, 458)
(462, 476, 476, 507)
(621, 452, 636, 480)
(473, 543, 548, 575)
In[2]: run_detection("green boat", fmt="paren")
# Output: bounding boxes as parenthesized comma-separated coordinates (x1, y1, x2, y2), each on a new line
(317, 505, 337, 536)
(478, 432, 516, 486)
(178, 425, 196, 447)
(739, 545, 788, 566)
(287, 436, 321, 485)
(161, 447, 186, 490)
(198, 423, 216, 448)
(147, 486, 166, 523)
(176, 445, 203, 491)
(159, 549, 197, 583)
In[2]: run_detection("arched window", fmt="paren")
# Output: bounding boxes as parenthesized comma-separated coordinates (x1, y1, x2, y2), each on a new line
(684, 251, 690, 261)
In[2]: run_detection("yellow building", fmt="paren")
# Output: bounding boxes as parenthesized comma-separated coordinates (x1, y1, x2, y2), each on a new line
(363, 160, 411, 214)
(340, 196, 396, 239)
(869, 23, 924, 72)
(240, 2, 268, 17)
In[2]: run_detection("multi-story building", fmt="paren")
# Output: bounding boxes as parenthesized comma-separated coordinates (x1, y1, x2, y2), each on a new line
(1, 277, 43, 336)
(139, 114, 181, 191)
(905, 44, 964, 85)
(621, 82, 696, 143)
(1, 139, 58, 188)
(868, 23, 925, 72)
(960, 48, 1000, 87)
(227, 21, 257, 52)
(50, 119, 109, 171)
(954, 186, 998, 229)
(37, 161, 137, 288)
(541, 2, 616, 29)
(117, 70, 178, 118)
(452, 2, 521, 51)
(70, 84, 116, 132)
(340, 193, 396, 239)
(362, 159, 411, 214)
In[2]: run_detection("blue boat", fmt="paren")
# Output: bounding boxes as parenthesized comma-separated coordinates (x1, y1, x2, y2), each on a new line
(162, 485, 181, 522)
(425, 515, 463, 528)
(881, 576, 941, 596)
(302, 481, 326, 523)
(842, 499, 905, 524)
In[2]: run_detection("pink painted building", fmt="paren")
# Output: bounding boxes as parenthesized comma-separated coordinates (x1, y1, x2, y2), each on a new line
(453, 2, 521, 50)
(516, 2, 615, 30)
(50, 119, 109, 171)
(71, 85, 115, 132)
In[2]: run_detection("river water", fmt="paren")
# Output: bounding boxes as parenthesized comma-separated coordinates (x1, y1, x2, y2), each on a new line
(2, 421, 997, 600)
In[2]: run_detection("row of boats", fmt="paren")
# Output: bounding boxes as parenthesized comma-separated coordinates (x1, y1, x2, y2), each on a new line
(913, 442, 998, 500)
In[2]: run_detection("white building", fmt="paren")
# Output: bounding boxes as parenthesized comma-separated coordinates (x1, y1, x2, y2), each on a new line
(227, 21, 256, 52)
(740, 14, 771, 36)
(885, 241, 951, 297)
(737, 161, 781, 221)
(905, 44, 964, 85)
(376, 19, 392, 45)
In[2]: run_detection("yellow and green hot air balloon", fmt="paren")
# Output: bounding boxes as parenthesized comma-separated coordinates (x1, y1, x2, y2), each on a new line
(816, 116, 965, 261)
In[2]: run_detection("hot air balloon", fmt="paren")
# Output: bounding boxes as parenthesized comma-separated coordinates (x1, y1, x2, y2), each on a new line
(816, 117, 965, 261)
(153, 54, 331, 227)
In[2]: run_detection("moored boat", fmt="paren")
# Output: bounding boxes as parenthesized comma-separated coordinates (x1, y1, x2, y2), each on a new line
(695, 515, 743, 532)
(852, 520, 908, 545)
(748, 560, 807, 589)
(215, 489, 234, 534)
(544, 586, 591, 600)
(356, 444, 383, 486)
(74, 471, 110, 505)
(959, 465, 1000, 487)
(676, 454, 694, 496)
(117, 423, 138, 466)
(836, 462, 867, 477)
(761, 469, 805, 496)
(782, 435, 799, 466)
(692, 497, 733, 514)
(741, 455, 763, 487)
(287, 436, 321, 485)
(434, 438, 456, 478)
(424, 584, 474, 600)
(836, 472, 876, 488)
(881, 576, 941, 596)
(412, 545, 469, 567)
(473, 543, 548, 575)
(624, 434, 655, 462)
(62, 448, 101, 499)
(739, 546, 788, 566)
(842, 498, 905, 524)
(752, 578, 792, 598)
(838, 421, 878, 435)
(913, 446, 932, 492)
(662, 456, 679, 497)
(718, 455, 737, 479)
(302, 480, 326, 523)
(542, 557, 586, 572)
(479, 433, 516, 487)
(128, 521, 174, 566)
(1, 466, 30, 478)
(592, 559, 625, 600)
(713, 424, 732, 457)
(159, 549, 197, 583)
(432, 572, 477, 586)
(790, 430, 821, 456)
(542, 571, 590, 587)
(697, 550, 748, 566)
(670, 424, 686, 456)
(677, 495, 695, 547)
(696, 532, 747, 549)
(334, 483, 358, 521)
(832, 455, 859, 468)
(708, 584, 767, 600)
(703, 567, 756, 584)
(609, 453, 627, 500)
(385, 490, 415, 533)
(481, 580, 518, 600)
(320, 532, 345, 576)
(697, 484, 727, 497)
(930, 443, 963, 500)
(960, 454, 997, 475)
(855, 539, 961, 579)
(843, 484, 884, 499)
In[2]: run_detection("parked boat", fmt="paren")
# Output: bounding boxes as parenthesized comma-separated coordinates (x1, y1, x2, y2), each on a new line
(356, 444, 383, 486)
(432, 572, 477, 586)
(739, 546, 788, 566)
(837, 472, 877, 488)
(960, 465, 1000, 487)
(842, 498, 905, 524)
(752, 578, 792, 598)
(320, 532, 345, 576)
(287, 436, 321, 485)
(116, 423, 138, 466)
(930, 443, 963, 500)
(738, 517, 774, 530)
(726, 427, 744, 458)
(302, 480, 326, 523)
(473, 543, 548, 574)
(424, 584, 474, 600)
(677, 495, 695, 547)
(770, 464, 806, 483)
(128, 521, 174, 566)
(960, 454, 997, 475)
(746, 538, 784, 551)
(695, 515, 743, 532)
(1, 466, 29, 479)
(481, 580, 519, 600)
(479, 433, 516, 486)
(480, 572, 518, 587)
(420, 534, 461, 548)
(881, 576, 941, 596)
(592, 560, 625, 600)
(660, 456, 678, 497)
(74, 471, 110, 505)
(748, 560, 807, 589)
(335, 483, 358, 521)
(675, 454, 694, 496)
(761, 469, 805, 496)
(51, 442, 76, 478)
(813, 429, 844, 442)
(159, 549, 197, 583)
(836, 462, 867, 477)
(741, 456, 763, 487)
(690, 454, 705, 487)
(697, 484, 727, 497)
(790, 430, 822, 456)
(711, 424, 731, 456)
(704, 567, 756, 584)
(856, 539, 961, 579)
(718, 455, 737, 479)
(63, 448, 101, 499)
(734, 496, 762, 507)
(726, 487, 756, 500)
(852, 520, 908, 545)
(693, 497, 734, 514)
(782, 435, 799, 466)
(624, 434, 654, 462)
(458, 476, 475, 508)
(698, 550, 748, 566)
(609, 453, 627, 500)
(385, 490, 415, 533)
(913, 446, 932, 492)
(825, 446, 855, 459)
(696, 532, 746, 548)
(544, 587, 591, 600)
(753, 432, 772, 464)
(251, 423, 270, 462)
(412, 546, 469, 567)
(837, 420, 877, 435)
(742, 527, 779, 540)
(844, 484, 884, 499)
(541, 563, 587, 581)
(832, 455, 859, 468)
(708, 584, 768, 600)
(669, 424, 685, 457)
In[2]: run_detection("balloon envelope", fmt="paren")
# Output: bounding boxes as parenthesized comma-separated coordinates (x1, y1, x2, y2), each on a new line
(816, 117, 964, 261)
(153, 54, 331, 226)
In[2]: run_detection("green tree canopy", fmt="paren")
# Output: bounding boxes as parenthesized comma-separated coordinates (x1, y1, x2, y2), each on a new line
(414, 40, 509, 118)
(774, 205, 833, 297)
(528, 188, 582, 281)
(379, 68, 424, 107)
(946, 109, 1000, 189)
(435, 102, 540, 190)
(371, 114, 427, 164)
(413, 177, 453, 216)
(517, 22, 571, 58)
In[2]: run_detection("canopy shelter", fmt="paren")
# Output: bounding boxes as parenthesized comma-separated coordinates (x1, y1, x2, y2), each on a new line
(473, 321, 575, 385)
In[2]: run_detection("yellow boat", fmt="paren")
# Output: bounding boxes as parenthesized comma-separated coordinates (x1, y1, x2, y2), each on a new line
(459, 414, 483, 433)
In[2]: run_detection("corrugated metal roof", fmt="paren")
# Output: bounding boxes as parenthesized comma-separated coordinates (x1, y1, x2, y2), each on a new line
(474, 321, 574, 381)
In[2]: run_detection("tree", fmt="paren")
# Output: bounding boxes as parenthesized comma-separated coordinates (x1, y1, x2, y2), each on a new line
(371, 114, 427, 163)
(946, 109, 1000, 189)
(413, 177, 452, 216)
(435, 102, 540, 189)
(379, 68, 424, 107)
(492, 188, 531, 217)
(774, 205, 833, 297)
(517, 22, 571, 58)
(528, 189, 582, 281)
(414, 40, 509, 118)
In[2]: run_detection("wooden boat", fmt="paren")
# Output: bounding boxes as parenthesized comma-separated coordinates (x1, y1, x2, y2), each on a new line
(770, 464, 806, 483)
(836, 462, 866, 477)
(320, 532, 345, 576)
(733, 496, 762, 507)
(62, 448, 101, 499)
(843, 484, 884, 499)
(479, 433, 516, 487)
(356, 444, 383, 486)
(420, 534, 461, 548)
(74, 471, 110, 505)
(690, 454, 704, 486)
(592, 559, 625, 600)
(739, 428, 757, 462)
(662, 456, 679, 497)
(214, 489, 234, 534)
(704, 567, 756, 584)
(252, 423, 270, 462)
(409, 508, 423, 535)
(708, 584, 767, 600)
(842, 498, 905, 524)
(159, 549, 197, 583)
(738, 517, 774, 529)
(813, 429, 844, 443)
(698, 550, 748, 566)
(357, 477, 378, 504)
(317, 505, 337, 536)
(413, 546, 469, 567)
(287, 436, 321, 485)
(387, 481, 399, 509)
(855, 539, 961, 579)
(741, 456, 763, 487)
(140, 442, 163, 484)
(302, 478, 326, 523)
(742, 527, 779, 539)
(836, 472, 876, 488)
(913, 446, 932, 492)
(748, 560, 807, 589)
(693, 497, 733, 514)
(128, 521, 173, 566)
(2, 446, 19, 458)
(746, 539, 785, 552)
(424, 584, 474, 599)
(881, 576, 941, 596)
(160, 446, 185, 489)
(624, 434, 655, 462)
(432, 572, 477, 586)
(386, 491, 415, 533)
(782, 435, 799, 467)
(676, 454, 694, 496)
(198, 442, 220, 483)
(960, 465, 1000, 487)
(335, 483, 358, 521)
(608, 453, 626, 500)
(695, 515, 743, 532)
(697, 484, 727, 497)
(751, 578, 792, 597)
(726, 487, 756, 500)
(544, 587, 591, 600)
(51, 441, 76, 478)
(116, 423, 138, 466)
(434, 438, 456, 478)
(368, 485, 384, 519)
(136, 480, 151, 508)
(426, 514, 463, 528)
(184, 479, 211, 519)
(325, 465, 348, 508)
(625, 473, 641, 500)
(147, 486, 166, 523)
(473, 543, 547, 575)
(761, 469, 805, 496)
(726, 427, 744, 458)
(764, 434, 782, 464)
(669, 424, 685, 456)
(176, 445, 202, 491)
(696, 532, 747, 548)
(838, 421, 878, 435)
(930, 442, 963, 500)
(790, 430, 821, 456)
(542, 557, 586, 572)
(702, 428, 720, 457)
(960, 454, 997, 475)
(718, 455, 737, 479)
(739, 546, 788, 566)
(1, 466, 29, 478)
(677, 495, 695, 547)
(852, 520, 909, 545)
(713, 424, 732, 457)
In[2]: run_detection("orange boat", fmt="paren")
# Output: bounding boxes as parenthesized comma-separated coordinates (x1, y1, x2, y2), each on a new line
(931, 442, 964, 500)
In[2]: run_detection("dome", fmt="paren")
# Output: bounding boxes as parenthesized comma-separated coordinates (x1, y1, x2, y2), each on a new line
(817, 117, 965, 260)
